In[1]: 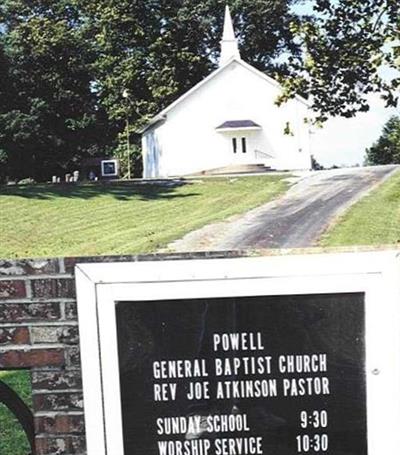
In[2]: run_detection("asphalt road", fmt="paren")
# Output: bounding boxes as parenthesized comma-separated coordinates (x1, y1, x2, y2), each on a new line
(169, 165, 399, 251)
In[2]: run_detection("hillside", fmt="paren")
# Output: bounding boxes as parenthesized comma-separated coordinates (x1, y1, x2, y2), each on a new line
(0, 176, 289, 259)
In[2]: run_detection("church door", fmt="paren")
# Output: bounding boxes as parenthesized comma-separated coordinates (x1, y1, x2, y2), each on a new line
(231, 136, 251, 162)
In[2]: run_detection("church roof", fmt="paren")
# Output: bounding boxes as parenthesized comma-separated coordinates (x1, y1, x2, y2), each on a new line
(139, 57, 310, 134)
(216, 120, 262, 130)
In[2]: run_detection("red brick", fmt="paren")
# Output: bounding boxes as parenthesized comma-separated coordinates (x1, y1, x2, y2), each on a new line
(35, 414, 85, 434)
(0, 259, 59, 277)
(0, 327, 30, 345)
(0, 302, 61, 322)
(65, 302, 77, 320)
(59, 326, 79, 344)
(65, 346, 81, 368)
(31, 370, 82, 391)
(35, 435, 86, 454)
(31, 278, 75, 299)
(31, 326, 79, 345)
(35, 437, 65, 455)
(67, 434, 87, 453)
(0, 348, 64, 368)
(64, 252, 241, 274)
(64, 255, 137, 274)
(33, 392, 84, 412)
(0, 280, 26, 299)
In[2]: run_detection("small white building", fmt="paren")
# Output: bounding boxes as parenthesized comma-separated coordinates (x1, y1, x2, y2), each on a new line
(141, 6, 312, 178)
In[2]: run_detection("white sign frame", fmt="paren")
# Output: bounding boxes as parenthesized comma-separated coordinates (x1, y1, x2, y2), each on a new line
(101, 159, 119, 177)
(75, 251, 400, 455)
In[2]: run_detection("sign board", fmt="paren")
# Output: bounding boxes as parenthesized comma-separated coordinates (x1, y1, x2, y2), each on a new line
(101, 159, 119, 177)
(75, 251, 400, 455)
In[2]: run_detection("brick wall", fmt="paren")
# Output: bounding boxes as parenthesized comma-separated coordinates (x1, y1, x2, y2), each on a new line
(0, 251, 244, 455)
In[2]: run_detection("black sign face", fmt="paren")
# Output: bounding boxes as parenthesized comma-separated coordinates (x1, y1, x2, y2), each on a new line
(115, 293, 367, 455)
(102, 161, 116, 175)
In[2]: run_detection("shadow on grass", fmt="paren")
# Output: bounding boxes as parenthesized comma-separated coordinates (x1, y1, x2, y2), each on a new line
(0, 181, 200, 201)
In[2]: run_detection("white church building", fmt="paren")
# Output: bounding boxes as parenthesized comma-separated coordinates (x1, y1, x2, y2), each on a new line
(141, 6, 312, 178)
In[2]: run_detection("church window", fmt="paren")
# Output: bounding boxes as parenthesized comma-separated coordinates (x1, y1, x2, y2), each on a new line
(232, 138, 237, 153)
(241, 137, 247, 153)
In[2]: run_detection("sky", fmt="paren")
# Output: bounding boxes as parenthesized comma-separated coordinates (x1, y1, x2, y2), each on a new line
(311, 94, 399, 167)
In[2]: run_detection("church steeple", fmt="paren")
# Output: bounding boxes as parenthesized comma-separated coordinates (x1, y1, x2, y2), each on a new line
(220, 5, 241, 66)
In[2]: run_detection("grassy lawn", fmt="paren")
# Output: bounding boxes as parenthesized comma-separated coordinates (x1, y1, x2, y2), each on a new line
(0, 176, 289, 259)
(0, 370, 32, 455)
(320, 171, 400, 246)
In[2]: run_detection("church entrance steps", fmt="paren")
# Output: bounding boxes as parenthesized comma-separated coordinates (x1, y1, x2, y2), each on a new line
(188, 163, 273, 176)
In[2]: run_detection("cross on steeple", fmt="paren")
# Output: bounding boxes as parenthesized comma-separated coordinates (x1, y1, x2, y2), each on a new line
(220, 5, 241, 66)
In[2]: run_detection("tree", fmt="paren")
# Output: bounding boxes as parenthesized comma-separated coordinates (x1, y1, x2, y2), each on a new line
(83, 0, 399, 144)
(0, 1, 399, 181)
(365, 116, 400, 165)
(279, 0, 399, 123)
(311, 155, 324, 170)
(76, 0, 305, 176)
(0, 0, 115, 181)
(0, 43, 13, 182)
(80, 0, 303, 125)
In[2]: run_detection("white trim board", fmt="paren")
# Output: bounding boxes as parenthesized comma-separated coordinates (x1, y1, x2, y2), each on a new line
(75, 251, 400, 455)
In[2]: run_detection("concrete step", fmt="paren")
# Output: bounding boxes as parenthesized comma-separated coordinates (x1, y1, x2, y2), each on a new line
(193, 163, 273, 176)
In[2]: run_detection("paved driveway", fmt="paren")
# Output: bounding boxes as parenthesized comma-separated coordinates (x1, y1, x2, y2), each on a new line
(168, 165, 399, 251)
